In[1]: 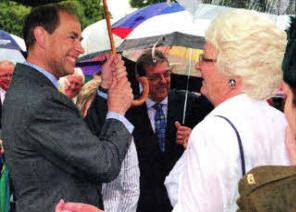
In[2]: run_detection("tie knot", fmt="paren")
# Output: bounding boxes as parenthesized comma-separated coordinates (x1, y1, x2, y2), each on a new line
(153, 103, 163, 110)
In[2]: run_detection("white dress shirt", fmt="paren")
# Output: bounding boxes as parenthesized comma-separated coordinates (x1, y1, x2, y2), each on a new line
(169, 94, 290, 212)
(102, 139, 140, 212)
(0, 87, 6, 104)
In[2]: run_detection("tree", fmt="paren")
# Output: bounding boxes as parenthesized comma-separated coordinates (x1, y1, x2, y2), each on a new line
(0, 0, 105, 37)
(0, 1, 30, 37)
(130, 0, 169, 8)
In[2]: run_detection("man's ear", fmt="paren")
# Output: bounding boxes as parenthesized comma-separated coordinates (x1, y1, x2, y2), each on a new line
(33, 26, 48, 49)
(283, 82, 291, 96)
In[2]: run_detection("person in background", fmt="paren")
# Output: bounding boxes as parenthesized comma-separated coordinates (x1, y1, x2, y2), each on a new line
(76, 79, 101, 117)
(2, 5, 133, 212)
(76, 76, 140, 212)
(0, 60, 15, 212)
(0, 60, 14, 129)
(59, 67, 84, 103)
(283, 18, 296, 163)
(169, 9, 290, 212)
(0, 60, 14, 170)
(85, 49, 213, 212)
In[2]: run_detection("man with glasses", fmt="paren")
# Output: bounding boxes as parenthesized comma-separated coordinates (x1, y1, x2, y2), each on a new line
(131, 49, 213, 212)
(87, 49, 213, 212)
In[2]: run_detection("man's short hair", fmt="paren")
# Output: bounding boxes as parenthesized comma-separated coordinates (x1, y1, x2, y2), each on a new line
(136, 49, 169, 76)
(23, 5, 76, 50)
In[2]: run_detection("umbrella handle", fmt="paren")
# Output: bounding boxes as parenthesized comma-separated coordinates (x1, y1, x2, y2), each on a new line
(102, 0, 149, 106)
(132, 76, 149, 106)
(103, 0, 116, 55)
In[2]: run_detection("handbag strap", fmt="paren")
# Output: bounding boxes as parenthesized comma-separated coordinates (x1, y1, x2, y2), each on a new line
(215, 115, 246, 176)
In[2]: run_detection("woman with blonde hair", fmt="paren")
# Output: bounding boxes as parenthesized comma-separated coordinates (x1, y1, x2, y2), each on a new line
(168, 9, 290, 212)
(76, 78, 101, 116)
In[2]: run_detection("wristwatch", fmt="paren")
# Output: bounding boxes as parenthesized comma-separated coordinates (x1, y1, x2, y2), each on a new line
(98, 85, 108, 93)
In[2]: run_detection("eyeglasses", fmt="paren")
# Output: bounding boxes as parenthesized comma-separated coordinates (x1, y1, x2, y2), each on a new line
(69, 81, 83, 87)
(0, 73, 13, 78)
(199, 54, 217, 63)
(147, 70, 172, 82)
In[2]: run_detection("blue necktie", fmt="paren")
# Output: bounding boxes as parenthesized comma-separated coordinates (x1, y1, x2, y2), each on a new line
(153, 103, 166, 152)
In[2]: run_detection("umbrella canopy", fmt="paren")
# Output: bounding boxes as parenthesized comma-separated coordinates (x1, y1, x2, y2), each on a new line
(80, 2, 209, 58)
(79, 2, 209, 76)
(0, 30, 25, 63)
(176, 1, 291, 30)
(79, 2, 291, 76)
(0, 30, 21, 51)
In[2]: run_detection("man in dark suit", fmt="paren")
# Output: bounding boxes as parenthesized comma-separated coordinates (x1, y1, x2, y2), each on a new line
(86, 49, 213, 212)
(2, 5, 133, 212)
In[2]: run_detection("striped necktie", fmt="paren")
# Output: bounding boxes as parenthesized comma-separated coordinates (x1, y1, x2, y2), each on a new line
(153, 103, 166, 152)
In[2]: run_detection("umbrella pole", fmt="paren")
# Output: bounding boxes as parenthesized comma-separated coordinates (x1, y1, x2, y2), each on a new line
(102, 0, 116, 56)
(102, 0, 149, 106)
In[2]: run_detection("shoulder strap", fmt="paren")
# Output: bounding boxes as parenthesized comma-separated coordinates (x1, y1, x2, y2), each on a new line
(215, 115, 246, 176)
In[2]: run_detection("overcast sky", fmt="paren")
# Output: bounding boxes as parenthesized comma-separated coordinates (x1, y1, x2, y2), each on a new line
(108, 0, 136, 20)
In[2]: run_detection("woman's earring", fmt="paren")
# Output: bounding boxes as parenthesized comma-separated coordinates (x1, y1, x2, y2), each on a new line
(228, 79, 236, 87)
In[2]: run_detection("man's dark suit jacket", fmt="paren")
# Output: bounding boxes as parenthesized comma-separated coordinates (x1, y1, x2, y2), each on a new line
(86, 89, 213, 212)
(1, 63, 132, 212)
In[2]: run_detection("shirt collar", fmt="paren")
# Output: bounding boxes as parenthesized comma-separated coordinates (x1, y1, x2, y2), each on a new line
(146, 96, 168, 109)
(23, 62, 59, 89)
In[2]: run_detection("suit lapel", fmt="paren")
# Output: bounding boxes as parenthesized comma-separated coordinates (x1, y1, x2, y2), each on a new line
(127, 103, 155, 137)
(166, 90, 183, 140)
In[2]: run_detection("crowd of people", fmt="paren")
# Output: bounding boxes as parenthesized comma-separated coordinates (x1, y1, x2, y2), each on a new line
(0, 3, 296, 212)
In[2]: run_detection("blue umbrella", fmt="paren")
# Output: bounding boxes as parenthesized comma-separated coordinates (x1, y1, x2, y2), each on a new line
(0, 30, 22, 50)
(0, 30, 25, 63)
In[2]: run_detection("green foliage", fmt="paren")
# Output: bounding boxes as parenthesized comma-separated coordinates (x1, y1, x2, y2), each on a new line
(58, 0, 104, 30)
(0, 0, 104, 37)
(130, 0, 167, 8)
(79, 0, 105, 29)
(0, 1, 31, 37)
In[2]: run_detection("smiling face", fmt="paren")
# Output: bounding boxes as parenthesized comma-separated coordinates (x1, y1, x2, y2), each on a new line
(0, 62, 14, 91)
(145, 62, 171, 103)
(46, 11, 84, 79)
(65, 75, 84, 99)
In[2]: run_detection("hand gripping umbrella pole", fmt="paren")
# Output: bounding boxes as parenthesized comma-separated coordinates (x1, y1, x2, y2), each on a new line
(102, 0, 149, 106)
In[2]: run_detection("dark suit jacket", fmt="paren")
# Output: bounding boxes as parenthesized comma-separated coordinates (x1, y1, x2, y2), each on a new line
(2, 63, 131, 212)
(86, 89, 213, 212)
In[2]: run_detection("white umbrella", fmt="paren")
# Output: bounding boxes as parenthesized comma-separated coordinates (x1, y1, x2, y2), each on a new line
(80, 2, 209, 58)
(10, 34, 26, 52)
(0, 30, 25, 64)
